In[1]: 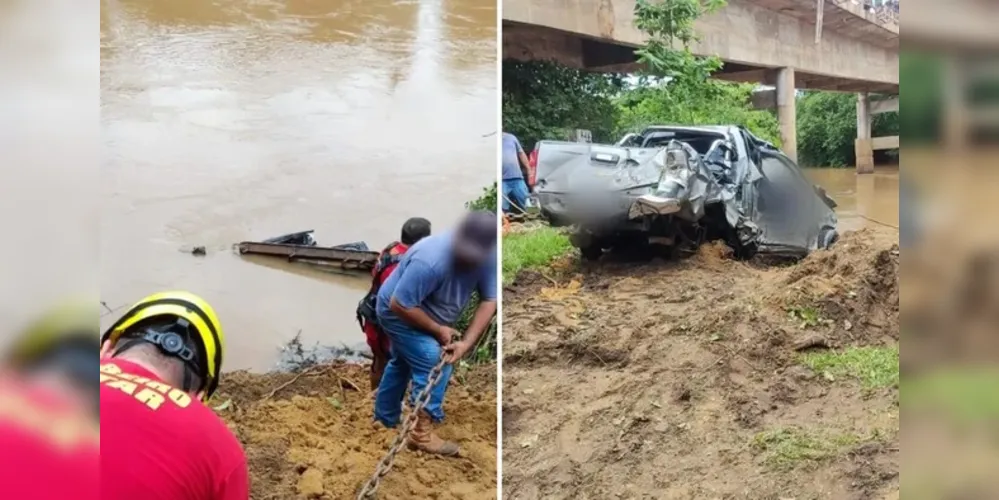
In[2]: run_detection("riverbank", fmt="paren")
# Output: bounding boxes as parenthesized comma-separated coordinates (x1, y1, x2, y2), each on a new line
(215, 363, 497, 499)
(101, 0, 498, 372)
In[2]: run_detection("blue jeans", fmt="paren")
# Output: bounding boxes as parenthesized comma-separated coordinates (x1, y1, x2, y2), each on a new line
(374, 322, 454, 425)
(502, 178, 529, 213)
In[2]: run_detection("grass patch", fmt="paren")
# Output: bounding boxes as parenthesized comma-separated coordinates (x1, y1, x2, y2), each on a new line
(903, 368, 999, 424)
(502, 227, 572, 283)
(752, 427, 863, 470)
(801, 345, 899, 389)
(787, 305, 823, 328)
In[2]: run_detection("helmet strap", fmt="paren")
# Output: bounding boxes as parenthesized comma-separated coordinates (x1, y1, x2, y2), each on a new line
(182, 364, 193, 393)
(112, 323, 206, 394)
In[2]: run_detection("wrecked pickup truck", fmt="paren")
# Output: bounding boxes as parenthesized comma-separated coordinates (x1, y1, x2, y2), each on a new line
(533, 125, 839, 260)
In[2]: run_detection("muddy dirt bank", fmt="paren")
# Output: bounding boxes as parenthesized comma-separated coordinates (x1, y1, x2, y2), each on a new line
(215, 363, 497, 499)
(502, 229, 899, 499)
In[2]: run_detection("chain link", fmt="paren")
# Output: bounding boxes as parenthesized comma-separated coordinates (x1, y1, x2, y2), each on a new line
(356, 353, 449, 499)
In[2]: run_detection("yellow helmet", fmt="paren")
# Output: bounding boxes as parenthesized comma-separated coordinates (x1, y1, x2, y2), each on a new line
(7, 298, 97, 367)
(101, 291, 225, 401)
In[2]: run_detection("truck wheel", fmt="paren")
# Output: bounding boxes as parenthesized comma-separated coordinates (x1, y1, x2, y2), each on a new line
(818, 227, 839, 249)
(651, 244, 680, 260)
(733, 241, 758, 260)
(580, 244, 603, 261)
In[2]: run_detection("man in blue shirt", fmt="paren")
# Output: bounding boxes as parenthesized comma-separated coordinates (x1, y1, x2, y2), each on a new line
(502, 132, 531, 213)
(374, 211, 498, 456)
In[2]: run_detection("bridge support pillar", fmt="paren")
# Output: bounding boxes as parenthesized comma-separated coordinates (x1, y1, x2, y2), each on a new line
(856, 92, 875, 174)
(943, 56, 969, 151)
(776, 67, 797, 163)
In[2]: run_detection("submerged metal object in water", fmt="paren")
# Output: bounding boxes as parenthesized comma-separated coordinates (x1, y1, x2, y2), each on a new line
(237, 231, 378, 271)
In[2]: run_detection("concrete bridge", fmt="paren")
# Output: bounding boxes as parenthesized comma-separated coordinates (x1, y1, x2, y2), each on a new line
(503, 0, 900, 172)
(906, 0, 999, 150)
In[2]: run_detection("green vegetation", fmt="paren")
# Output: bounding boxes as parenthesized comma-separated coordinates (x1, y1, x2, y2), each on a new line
(903, 369, 999, 424)
(455, 291, 496, 364)
(504, 57, 901, 167)
(618, 79, 783, 146)
(626, 0, 769, 144)
(797, 91, 899, 167)
(787, 305, 822, 328)
(455, 184, 498, 363)
(465, 182, 497, 213)
(752, 427, 864, 470)
(801, 345, 899, 390)
(503, 61, 625, 149)
(502, 227, 572, 283)
(897, 50, 999, 146)
(632, 0, 726, 82)
(900, 52, 942, 144)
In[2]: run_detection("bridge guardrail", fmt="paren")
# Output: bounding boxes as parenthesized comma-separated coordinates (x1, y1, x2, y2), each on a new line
(831, 0, 899, 28)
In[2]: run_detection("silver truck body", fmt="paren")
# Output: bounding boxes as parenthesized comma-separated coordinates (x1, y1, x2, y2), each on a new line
(533, 125, 839, 258)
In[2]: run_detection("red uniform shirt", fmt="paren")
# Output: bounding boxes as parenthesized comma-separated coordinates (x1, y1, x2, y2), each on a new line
(373, 243, 408, 293)
(364, 242, 409, 357)
(100, 359, 248, 500)
(0, 375, 99, 500)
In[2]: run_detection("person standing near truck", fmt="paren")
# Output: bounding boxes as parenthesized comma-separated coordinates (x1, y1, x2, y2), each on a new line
(502, 132, 532, 213)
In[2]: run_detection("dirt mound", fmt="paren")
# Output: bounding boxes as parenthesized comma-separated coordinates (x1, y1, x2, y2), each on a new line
(774, 229, 900, 345)
(502, 229, 899, 499)
(694, 239, 735, 270)
(215, 364, 497, 499)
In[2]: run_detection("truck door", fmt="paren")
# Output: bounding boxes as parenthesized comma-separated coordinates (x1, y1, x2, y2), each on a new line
(754, 152, 818, 252)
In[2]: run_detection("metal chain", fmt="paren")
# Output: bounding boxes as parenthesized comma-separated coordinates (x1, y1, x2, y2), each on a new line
(356, 354, 449, 499)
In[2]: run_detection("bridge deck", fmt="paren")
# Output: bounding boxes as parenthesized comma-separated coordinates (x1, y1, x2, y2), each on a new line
(503, 0, 898, 93)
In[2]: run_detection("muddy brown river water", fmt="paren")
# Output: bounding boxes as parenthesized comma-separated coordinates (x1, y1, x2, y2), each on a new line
(100, 0, 497, 370)
(807, 166, 899, 231)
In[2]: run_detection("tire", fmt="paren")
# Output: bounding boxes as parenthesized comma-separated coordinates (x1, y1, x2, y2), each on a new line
(818, 227, 839, 250)
(580, 244, 603, 261)
(733, 241, 758, 260)
(722, 224, 756, 260)
(652, 244, 680, 261)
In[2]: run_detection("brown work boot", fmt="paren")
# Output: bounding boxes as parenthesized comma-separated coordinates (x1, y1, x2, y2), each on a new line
(407, 411, 460, 457)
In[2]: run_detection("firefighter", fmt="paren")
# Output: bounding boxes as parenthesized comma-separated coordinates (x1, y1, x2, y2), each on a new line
(0, 299, 100, 500)
(356, 217, 433, 391)
(100, 291, 249, 500)
(5, 299, 99, 415)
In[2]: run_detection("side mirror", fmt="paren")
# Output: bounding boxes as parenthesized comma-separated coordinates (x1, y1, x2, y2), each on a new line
(814, 185, 838, 209)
